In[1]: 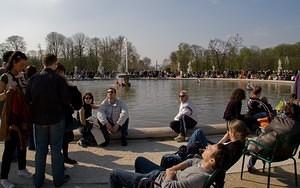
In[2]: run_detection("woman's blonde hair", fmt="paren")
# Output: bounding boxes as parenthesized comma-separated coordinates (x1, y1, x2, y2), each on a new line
(228, 120, 248, 141)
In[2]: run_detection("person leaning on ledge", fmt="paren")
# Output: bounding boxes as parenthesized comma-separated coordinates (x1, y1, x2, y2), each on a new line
(97, 87, 129, 146)
(170, 90, 198, 142)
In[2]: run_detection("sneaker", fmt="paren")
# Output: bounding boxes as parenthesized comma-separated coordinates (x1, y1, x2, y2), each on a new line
(174, 134, 185, 142)
(77, 140, 87, 148)
(248, 166, 259, 174)
(0, 179, 15, 188)
(18, 169, 33, 178)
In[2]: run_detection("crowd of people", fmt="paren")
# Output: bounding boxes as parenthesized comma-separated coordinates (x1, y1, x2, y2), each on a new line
(0, 50, 299, 188)
(64, 69, 298, 82)
(0, 51, 129, 188)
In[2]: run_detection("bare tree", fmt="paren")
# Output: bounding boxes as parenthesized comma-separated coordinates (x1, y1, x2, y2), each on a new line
(208, 34, 243, 71)
(72, 32, 87, 59)
(37, 43, 44, 62)
(62, 38, 74, 60)
(6, 35, 26, 51)
(46, 32, 66, 57)
(90, 37, 100, 58)
(190, 44, 205, 72)
(0, 43, 10, 59)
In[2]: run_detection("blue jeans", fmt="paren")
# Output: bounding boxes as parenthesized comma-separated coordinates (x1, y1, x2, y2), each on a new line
(187, 128, 208, 147)
(110, 169, 161, 188)
(34, 120, 65, 187)
(135, 156, 163, 174)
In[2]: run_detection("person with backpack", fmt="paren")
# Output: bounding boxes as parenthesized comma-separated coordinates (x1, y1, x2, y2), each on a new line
(0, 51, 32, 188)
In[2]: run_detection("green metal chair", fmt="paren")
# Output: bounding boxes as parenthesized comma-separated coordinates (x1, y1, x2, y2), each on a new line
(203, 169, 225, 188)
(240, 135, 299, 188)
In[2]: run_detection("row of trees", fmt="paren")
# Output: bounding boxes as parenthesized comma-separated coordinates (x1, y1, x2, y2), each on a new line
(0, 33, 153, 73)
(165, 34, 300, 73)
(1, 33, 299, 73)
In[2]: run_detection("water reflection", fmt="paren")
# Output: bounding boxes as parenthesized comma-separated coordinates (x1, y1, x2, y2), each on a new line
(71, 80, 293, 128)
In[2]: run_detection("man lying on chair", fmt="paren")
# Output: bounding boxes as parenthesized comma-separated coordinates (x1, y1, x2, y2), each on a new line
(110, 143, 228, 188)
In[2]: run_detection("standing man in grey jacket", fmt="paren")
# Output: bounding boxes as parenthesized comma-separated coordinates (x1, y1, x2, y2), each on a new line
(97, 87, 129, 146)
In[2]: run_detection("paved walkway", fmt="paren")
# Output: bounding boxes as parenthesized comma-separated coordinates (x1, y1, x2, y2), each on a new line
(0, 135, 299, 188)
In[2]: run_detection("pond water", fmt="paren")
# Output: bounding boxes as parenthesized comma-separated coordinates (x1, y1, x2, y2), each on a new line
(71, 79, 293, 128)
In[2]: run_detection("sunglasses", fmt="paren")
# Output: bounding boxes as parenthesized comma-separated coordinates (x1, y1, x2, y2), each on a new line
(179, 95, 186, 98)
(107, 91, 115, 94)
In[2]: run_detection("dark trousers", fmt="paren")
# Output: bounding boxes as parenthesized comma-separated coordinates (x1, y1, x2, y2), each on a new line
(135, 156, 163, 174)
(79, 122, 95, 144)
(170, 115, 197, 136)
(1, 131, 27, 179)
(63, 131, 74, 159)
(100, 118, 129, 146)
(110, 168, 160, 188)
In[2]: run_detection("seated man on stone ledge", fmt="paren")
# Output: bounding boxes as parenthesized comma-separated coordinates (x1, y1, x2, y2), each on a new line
(170, 90, 198, 142)
(97, 87, 129, 146)
(109, 143, 228, 188)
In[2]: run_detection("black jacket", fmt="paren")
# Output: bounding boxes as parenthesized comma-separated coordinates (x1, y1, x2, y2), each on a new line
(223, 100, 243, 121)
(26, 68, 70, 125)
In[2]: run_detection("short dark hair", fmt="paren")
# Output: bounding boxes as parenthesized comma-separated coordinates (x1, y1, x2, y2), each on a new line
(43, 54, 57, 66)
(107, 87, 116, 93)
(6, 51, 27, 72)
(212, 144, 229, 170)
(25, 65, 37, 79)
(56, 62, 66, 73)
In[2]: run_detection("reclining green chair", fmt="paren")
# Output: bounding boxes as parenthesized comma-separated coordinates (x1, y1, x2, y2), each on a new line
(240, 134, 299, 188)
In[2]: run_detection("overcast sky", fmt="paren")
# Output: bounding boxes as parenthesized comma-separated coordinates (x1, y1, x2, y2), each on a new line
(1, 0, 300, 64)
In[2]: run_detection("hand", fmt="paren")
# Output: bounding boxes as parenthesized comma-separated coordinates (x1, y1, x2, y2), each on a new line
(106, 123, 113, 131)
(165, 168, 176, 180)
(7, 86, 16, 92)
(111, 124, 120, 133)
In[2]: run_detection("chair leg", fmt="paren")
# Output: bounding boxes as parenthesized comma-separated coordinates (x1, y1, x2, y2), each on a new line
(292, 157, 298, 187)
(241, 153, 246, 180)
(262, 161, 266, 173)
(267, 163, 271, 188)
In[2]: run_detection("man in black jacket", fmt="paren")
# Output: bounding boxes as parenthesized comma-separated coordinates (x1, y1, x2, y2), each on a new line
(26, 54, 70, 188)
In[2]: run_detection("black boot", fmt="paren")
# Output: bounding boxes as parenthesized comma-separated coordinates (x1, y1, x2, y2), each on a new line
(121, 137, 127, 146)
